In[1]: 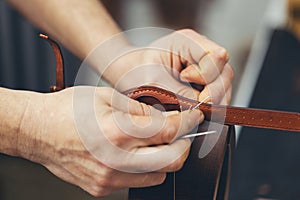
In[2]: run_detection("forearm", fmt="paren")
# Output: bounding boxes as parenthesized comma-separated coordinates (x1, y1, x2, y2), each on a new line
(7, 0, 121, 59)
(0, 87, 42, 159)
(7, 0, 131, 85)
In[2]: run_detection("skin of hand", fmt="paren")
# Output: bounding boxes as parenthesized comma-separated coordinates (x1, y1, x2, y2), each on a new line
(5, 86, 202, 197)
(103, 29, 234, 105)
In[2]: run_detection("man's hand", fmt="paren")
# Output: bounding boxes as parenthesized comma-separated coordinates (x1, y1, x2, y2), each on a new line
(103, 29, 234, 105)
(16, 86, 201, 197)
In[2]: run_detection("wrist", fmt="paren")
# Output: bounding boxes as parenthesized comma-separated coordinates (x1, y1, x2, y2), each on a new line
(16, 92, 46, 163)
(0, 88, 43, 160)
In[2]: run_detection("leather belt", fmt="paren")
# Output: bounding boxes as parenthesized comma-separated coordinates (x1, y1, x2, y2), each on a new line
(123, 86, 300, 132)
(40, 34, 300, 133)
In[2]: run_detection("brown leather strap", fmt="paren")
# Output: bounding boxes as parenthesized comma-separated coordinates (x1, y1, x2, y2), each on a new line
(39, 34, 65, 92)
(40, 34, 300, 132)
(123, 86, 300, 132)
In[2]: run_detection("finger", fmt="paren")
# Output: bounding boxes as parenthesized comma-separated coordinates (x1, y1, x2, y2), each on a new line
(179, 64, 206, 84)
(87, 171, 166, 197)
(98, 87, 162, 116)
(67, 153, 165, 189)
(46, 161, 115, 197)
(150, 29, 228, 74)
(197, 63, 234, 104)
(108, 171, 167, 188)
(158, 141, 190, 172)
(122, 138, 192, 172)
(112, 109, 202, 143)
(220, 86, 232, 105)
(180, 49, 228, 84)
(143, 109, 202, 144)
(176, 29, 229, 64)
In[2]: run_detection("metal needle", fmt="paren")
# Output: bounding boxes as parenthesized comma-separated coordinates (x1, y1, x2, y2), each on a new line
(189, 96, 210, 113)
(181, 130, 217, 139)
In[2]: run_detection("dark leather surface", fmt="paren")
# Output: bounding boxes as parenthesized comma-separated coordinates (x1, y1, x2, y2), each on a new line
(129, 122, 235, 200)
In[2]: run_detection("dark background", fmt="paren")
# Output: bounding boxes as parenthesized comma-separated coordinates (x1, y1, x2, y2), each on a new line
(230, 29, 300, 200)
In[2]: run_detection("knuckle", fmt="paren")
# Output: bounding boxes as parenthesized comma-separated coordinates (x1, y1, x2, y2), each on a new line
(101, 123, 125, 147)
(102, 167, 115, 180)
(94, 168, 115, 188)
(90, 187, 111, 197)
(90, 189, 101, 197)
(157, 173, 167, 185)
(161, 125, 177, 143)
(227, 65, 235, 80)
(177, 29, 205, 39)
(168, 159, 185, 171)
(107, 133, 123, 147)
(95, 87, 113, 98)
(147, 173, 167, 186)
(95, 177, 109, 188)
(214, 47, 229, 63)
(179, 28, 195, 35)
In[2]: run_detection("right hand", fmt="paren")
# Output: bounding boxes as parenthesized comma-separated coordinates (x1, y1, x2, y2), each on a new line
(18, 86, 202, 197)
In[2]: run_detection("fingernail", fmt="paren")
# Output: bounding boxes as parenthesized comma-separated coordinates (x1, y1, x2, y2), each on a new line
(180, 70, 189, 81)
(180, 66, 199, 81)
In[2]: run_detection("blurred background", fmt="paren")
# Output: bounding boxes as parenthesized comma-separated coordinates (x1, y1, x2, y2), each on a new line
(1, 0, 300, 199)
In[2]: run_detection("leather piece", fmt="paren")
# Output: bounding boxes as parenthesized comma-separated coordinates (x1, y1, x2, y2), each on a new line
(39, 34, 65, 92)
(123, 86, 300, 132)
(41, 33, 300, 132)
(129, 122, 235, 200)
